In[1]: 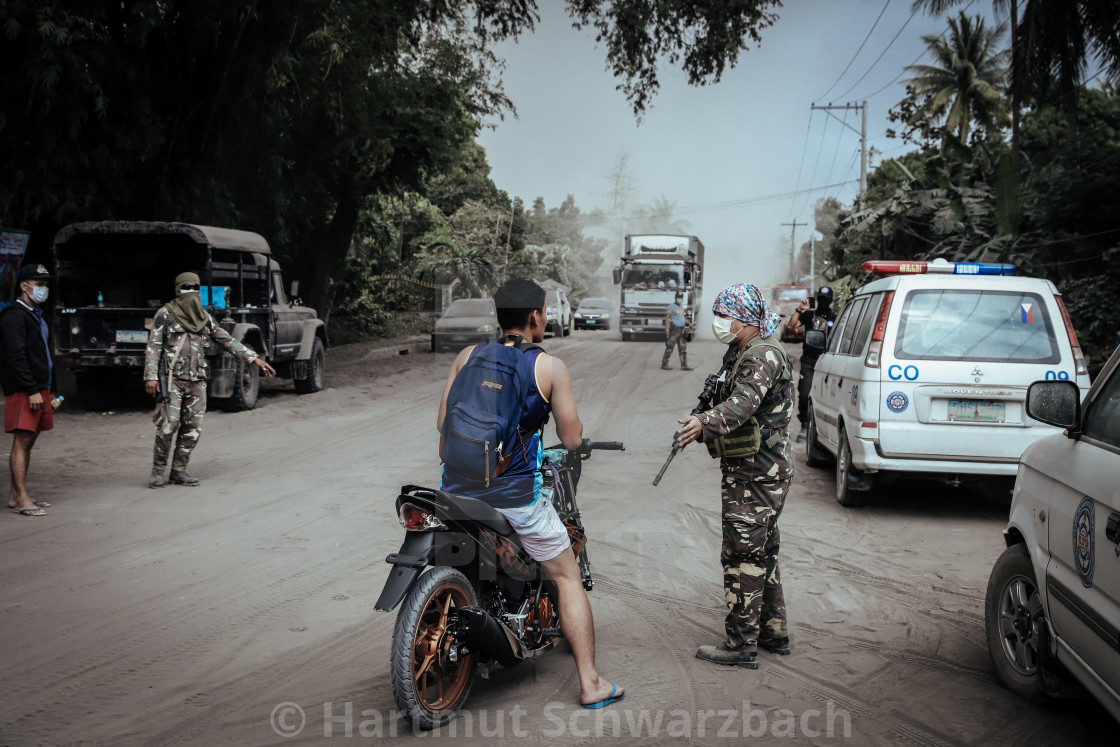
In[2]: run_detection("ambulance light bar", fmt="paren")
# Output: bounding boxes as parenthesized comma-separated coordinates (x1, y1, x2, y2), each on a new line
(861, 258, 1015, 276)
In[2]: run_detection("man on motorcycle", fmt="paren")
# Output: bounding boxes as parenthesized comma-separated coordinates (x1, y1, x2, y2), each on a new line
(436, 278, 625, 709)
(674, 283, 795, 670)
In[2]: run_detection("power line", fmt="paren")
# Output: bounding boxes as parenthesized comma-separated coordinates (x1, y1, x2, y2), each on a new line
(598, 180, 860, 220)
(787, 110, 815, 221)
(814, 0, 893, 102)
(831, 4, 921, 102)
(858, 0, 978, 101)
(799, 114, 833, 216)
(823, 108, 851, 193)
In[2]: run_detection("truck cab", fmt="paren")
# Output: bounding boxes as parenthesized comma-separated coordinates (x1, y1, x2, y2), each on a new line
(51, 221, 326, 410)
(613, 234, 704, 341)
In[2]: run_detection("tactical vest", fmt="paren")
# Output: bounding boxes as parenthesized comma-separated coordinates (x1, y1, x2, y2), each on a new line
(705, 336, 792, 460)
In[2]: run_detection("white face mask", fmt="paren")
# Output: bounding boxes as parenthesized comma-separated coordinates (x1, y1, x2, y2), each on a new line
(29, 285, 49, 304)
(712, 316, 741, 345)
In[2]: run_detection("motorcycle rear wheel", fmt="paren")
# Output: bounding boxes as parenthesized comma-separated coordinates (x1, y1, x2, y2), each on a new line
(390, 566, 478, 731)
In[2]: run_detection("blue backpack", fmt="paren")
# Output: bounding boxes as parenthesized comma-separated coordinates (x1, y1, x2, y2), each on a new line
(441, 341, 541, 486)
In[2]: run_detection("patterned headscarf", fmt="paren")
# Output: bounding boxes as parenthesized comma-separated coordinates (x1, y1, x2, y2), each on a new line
(712, 283, 781, 339)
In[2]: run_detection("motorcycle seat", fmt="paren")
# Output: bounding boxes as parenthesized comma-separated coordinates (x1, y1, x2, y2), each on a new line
(427, 489, 516, 537)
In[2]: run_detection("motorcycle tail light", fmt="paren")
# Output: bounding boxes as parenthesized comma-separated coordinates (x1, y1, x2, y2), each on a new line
(399, 502, 445, 531)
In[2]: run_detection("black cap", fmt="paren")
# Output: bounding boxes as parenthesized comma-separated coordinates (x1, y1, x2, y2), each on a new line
(817, 286, 834, 300)
(17, 263, 51, 282)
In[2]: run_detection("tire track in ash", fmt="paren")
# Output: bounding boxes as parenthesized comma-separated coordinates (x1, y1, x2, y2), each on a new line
(0, 548, 392, 743)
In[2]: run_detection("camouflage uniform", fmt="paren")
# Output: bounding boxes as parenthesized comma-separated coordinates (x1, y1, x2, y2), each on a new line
(699, 337, 795, 652)
(143, 307, 259, 471)
(661, 326, 689, 369)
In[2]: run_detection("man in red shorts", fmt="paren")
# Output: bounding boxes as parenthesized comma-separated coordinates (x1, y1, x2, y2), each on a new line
(2, 263, 56, 516)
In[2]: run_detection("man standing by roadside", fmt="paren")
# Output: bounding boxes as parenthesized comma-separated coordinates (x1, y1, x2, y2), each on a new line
(143, 272, 276, 488)
(2, 264, 56, 517)
(661, 291, 694, 371)
(788, 286, 835, 441)
(674, 283, 795, 669)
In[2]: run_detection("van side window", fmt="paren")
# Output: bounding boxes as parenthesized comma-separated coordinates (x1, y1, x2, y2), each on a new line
(850, 294, 881, 358)
(827, 301, 857, 354)
(837, 298, 868, 355)
(1082, 368, 1120, 450)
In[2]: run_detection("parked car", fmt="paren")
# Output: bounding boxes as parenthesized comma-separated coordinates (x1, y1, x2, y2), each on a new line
(545, 289, 571, 337)
(574, 297, 613, 330)
(431, 298, 500, 353)
(803, 259, 1092, 506)
(984, 344, 1120, 723)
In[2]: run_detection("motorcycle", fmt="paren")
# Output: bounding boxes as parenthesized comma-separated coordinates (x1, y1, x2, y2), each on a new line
(374, 440, 624, 730)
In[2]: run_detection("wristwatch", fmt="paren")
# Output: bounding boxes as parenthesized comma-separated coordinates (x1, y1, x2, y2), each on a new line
(699, 415, 710, 425)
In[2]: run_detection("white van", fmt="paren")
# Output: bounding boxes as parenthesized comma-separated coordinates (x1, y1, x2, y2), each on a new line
(804, 259, 1092, 506)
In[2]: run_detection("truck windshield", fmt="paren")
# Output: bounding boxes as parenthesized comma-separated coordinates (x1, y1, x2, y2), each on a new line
(894, 290, 1060, 363)
(622, 266, 683, 289)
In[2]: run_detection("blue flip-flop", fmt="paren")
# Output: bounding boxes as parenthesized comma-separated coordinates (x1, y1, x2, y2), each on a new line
(582, 683, 624, 709)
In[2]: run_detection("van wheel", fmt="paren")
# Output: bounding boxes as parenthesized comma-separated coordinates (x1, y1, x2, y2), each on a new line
(806, 407, 831, 468)
(223, 356, 260, 411)
(835, 427, 872, 507)
(294, 338, 325, 394)
(985, 544, 1050, 703)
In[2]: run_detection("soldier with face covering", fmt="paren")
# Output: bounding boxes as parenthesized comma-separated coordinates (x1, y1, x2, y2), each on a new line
(142, 272, 276, 487)
(674, 283, 795, 669)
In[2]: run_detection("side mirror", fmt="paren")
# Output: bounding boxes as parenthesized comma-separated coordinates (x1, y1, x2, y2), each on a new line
(1026, 380, 1081, 430)
(289, 280, 300, 298)
(612, 267, 621, 285)
(804, 329, 827, 354)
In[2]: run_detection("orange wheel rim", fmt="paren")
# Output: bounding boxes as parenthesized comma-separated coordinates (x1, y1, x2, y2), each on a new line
(411, 582, 475, 713)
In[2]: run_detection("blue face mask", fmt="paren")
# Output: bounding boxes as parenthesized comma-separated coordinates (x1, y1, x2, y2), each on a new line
(28, 285, 49, 305)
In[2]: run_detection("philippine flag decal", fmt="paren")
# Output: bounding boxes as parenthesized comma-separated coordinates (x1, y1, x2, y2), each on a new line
(1020, 303, 1034, 324)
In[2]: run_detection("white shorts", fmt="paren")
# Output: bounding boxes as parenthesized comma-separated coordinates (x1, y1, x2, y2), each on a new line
(495, 493, 571, 562)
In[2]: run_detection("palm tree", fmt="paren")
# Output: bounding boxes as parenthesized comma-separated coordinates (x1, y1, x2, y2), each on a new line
(640, 195, 693, 234)
(904, 12, 1010, 151)
(914, 0, 1120, 143)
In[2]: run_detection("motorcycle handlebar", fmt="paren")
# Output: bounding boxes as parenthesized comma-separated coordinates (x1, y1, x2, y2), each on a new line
(544, 440, 626, 452)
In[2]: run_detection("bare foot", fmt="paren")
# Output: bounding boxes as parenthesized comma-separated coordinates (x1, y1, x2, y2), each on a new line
(580, 678, 625, 707)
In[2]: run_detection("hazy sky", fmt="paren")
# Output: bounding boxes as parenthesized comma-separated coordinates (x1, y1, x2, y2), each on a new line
(477, 0, 998, 299)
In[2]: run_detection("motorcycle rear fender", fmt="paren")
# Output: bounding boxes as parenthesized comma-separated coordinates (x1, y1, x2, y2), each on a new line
(373, 530, 477, 612)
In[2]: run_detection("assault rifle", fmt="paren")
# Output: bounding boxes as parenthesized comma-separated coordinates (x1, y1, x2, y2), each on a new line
(652, 369, 724, 486)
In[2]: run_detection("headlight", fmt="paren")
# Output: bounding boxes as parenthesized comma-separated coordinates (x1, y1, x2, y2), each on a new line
(476, 324, 494, 333)
(600, 313, 611, 319)
(574, 313, 584, 319)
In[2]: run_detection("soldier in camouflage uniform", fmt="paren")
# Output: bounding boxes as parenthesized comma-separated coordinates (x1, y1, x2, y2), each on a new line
(675, 283, 794, 669)
(143, 272, 276, 487)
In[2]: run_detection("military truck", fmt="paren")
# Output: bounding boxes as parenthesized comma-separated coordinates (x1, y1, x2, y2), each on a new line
(51, 221, 326, 410)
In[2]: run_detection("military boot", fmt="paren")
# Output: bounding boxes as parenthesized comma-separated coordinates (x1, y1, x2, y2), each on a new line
(680, 356, 693, 371)
(169, 470, 200, 487)
(696, 644, 759, 669)
(149, 469, 165, 489)
(758, 636, 792, 655)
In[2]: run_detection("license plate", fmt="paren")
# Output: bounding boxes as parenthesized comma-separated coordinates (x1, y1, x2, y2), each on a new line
(115, 330, 149, 344)
(947, 399, 1005, 423)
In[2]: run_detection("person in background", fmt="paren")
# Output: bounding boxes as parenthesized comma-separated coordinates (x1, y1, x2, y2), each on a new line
(661, 291, 695, 371)
(2, 264, 56, 516)
(143, 272, 276, 488)
(788, 286, 835, 441)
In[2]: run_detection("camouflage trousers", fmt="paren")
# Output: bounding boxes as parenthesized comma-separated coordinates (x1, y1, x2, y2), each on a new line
(152, 379, 207, 472)
(720, 472, 790, 651)
(662, 326, 688, 367)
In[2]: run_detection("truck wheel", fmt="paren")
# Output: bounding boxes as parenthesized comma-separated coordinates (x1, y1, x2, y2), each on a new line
(76, 370, 120, 411)
(294, 338, 325, 394)
(223, 357, 260, 411)
(621, 332, 632, 342)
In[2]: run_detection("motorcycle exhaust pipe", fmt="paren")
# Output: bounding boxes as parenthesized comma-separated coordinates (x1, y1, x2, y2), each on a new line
(456, 606, 521, 669)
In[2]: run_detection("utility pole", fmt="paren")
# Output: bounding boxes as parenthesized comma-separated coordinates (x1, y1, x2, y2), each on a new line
(809, 234, 816, 295)
(810, 101, 868, 209)
(781, 220, 807, 282)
